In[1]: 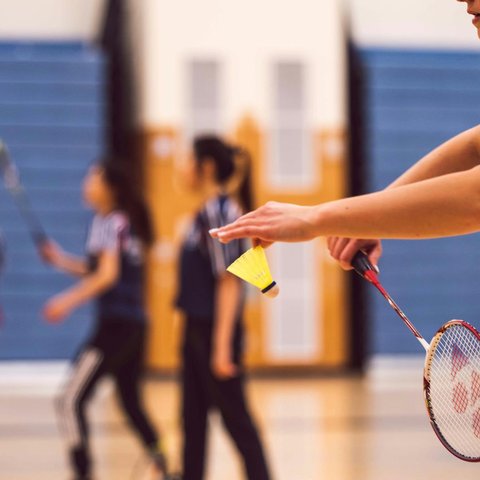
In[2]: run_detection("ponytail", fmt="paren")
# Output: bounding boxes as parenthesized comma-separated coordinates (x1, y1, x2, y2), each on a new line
(100, 157, 154, 247)
(231, 147, 254, 213)
(193, 135, 255, 213)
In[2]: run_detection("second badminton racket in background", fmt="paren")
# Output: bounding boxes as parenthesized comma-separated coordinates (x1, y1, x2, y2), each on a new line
(0, 139, 48, 247)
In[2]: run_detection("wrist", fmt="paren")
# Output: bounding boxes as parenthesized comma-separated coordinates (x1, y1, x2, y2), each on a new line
(213, 339, 230, 354)
(59, 290, 76, 311)
(307, 204, 327, 238)
(53, 256, 65, 269)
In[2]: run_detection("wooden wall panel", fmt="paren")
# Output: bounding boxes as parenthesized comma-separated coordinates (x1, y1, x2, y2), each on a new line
(143, 128, 196, 370)
(317, 129, 349, 367)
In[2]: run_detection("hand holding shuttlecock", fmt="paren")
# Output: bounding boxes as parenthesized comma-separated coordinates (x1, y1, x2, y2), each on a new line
(227, 246, 279, 298)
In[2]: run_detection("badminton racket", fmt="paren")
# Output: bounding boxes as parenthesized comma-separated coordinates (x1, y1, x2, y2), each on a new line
(0, 139, 48, 247)
(352, 251, 480, 462)
(0, 230, 5, 326)
(0, 229, 5, 274)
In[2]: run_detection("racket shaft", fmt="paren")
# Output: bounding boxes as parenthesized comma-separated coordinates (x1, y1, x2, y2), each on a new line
(11, 188, 47, 246)
(352, 251, 429, 351)
(370, 275, 429, 351)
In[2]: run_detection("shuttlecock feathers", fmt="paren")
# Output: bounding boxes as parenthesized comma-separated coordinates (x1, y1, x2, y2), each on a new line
(227, 246, 279, 298)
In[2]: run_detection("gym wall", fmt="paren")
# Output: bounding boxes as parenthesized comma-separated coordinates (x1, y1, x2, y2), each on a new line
(0, 0, 478, 362)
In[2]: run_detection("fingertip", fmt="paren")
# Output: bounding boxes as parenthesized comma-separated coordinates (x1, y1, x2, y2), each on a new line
(368, 254, 380, 273)
(341, 262, 354, 271)
(217, 233, 228, 244)
(209, 228, 219, 237)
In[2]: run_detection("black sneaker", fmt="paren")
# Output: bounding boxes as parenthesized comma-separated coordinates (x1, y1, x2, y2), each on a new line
(151, 450, 168, 474)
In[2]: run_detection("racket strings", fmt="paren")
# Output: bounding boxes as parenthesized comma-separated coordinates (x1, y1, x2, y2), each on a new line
(427, 324, 480, 459)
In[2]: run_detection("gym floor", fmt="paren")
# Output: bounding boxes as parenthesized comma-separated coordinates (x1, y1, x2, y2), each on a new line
(0, 358, 479, 480)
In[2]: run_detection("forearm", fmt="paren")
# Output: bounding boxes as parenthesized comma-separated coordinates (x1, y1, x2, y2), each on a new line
(58, 274, 113, 311)
(214, 275, 241, 351)
(388, 125, 480, 188)
(55, 254, 88, 277)
(313, 166, 480, 239)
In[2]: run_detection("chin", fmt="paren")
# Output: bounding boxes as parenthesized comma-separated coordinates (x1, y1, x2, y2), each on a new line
(82, 192, 95, 209)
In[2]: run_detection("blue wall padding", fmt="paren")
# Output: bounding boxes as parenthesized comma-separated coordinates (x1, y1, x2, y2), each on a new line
(360, 48, 480, 354)
(0, 42, 105, 359)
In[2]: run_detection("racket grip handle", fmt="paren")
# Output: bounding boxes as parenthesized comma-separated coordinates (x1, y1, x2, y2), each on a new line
(351, 251, 377, 278)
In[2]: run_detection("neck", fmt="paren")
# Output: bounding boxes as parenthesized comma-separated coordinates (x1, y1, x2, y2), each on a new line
(201, 181, 224, 201)
(96, 203, 116, 216)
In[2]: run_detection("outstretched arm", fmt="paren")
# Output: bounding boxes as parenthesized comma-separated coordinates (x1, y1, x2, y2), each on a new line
(326, 125, 480, 268)
(387, 125, 480, 188)
(211, 165, 480, 244)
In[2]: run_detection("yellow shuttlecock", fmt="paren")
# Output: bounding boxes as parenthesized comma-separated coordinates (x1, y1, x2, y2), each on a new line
(227, 246, 279, 298)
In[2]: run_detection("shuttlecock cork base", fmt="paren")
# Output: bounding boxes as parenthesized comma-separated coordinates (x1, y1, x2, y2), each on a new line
(227, 246, 279, 298)
(261, 281, 280, 298)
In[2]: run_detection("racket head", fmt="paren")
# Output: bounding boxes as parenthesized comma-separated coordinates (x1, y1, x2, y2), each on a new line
(0, 139, 20, 191)
(0, 139, 10, 178)
(0, 139, 7, 167)
(424, 319, 480, 462)
(0, 229, 5, 273)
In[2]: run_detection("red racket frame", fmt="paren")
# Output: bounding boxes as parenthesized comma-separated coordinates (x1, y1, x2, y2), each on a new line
(423, 319, 480, 462)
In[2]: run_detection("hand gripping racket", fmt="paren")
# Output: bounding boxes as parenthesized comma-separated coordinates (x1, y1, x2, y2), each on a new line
(352, 251, 480, 462)
(0, 139, 48, 247)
